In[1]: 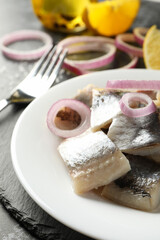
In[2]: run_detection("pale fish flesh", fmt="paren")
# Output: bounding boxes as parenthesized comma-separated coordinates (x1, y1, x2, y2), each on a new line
(91, 89, 121, 131)
(107, 111, 160, 162)
(102, 154, 160, 211)
(74, 84, 97, 108)
(58, 130, 130, 194)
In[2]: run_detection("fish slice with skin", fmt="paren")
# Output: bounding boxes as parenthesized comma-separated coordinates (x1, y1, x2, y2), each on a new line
(102, 154, 160, 212)
(74, 84, 97, 108)
(58, 129, 130, 194)
(107, 111, 160, 162)
(91, 89, 121, 132)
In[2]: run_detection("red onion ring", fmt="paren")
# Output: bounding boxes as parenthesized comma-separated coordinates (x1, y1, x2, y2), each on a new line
(115, 33, 143, 57)
(65, 42, 116, 70)
(58, 36, 115, 50)
(119, 53, 138, 69)
(47, 99, 91, 138)
(106, 79, 160, 91)
(58, 36, 116, 70)
(63, 52, 138, 75)
(0, 30, 53, 60)
(57, 35, 138, 75)
(133, 27, 148, 46)
(119, 92, 156, 118)
(63, 62, 85, 75)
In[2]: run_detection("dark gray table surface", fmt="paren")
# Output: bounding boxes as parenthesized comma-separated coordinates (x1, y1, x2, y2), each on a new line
(0, 0, 160, 240)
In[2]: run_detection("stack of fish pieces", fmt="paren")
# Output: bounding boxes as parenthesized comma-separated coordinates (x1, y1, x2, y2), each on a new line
(58, 84, 160, 212)
(89, 86, 160, 212)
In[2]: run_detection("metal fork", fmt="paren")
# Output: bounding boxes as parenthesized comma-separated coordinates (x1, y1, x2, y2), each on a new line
(0, 45, 68, 112)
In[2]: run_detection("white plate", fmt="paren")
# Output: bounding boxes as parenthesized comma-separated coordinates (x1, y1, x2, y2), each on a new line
(11, 69, 160, 240)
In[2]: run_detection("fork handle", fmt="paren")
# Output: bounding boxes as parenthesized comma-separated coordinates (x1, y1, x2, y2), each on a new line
(0, 99, 11, 112)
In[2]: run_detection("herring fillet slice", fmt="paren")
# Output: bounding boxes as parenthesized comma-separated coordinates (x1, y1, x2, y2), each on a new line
(58, 130, 130, 194)
(74, 84, 96, 108)
(102, 154, 160, 211)
(91, 89, 121, 132)
(107, 111, 160, 162)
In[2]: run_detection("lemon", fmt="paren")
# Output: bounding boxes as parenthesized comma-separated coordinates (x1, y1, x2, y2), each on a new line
(43, 0, 89, 18)
(143, 25, 160, 69)
(83, 0, 140, 36)
(31, 0, 89, 33)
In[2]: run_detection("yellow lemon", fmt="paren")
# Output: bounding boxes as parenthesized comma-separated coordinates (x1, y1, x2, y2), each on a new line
(83, 0, 140, 36)
(31, 0, 89, 33)
(143, 25, 160, 69)
(43, 0, 89, 18)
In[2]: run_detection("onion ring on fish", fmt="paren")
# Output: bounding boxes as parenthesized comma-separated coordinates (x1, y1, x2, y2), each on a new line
(47, 99, 91, 138)
(119, 92, 156, 118)
(115, 33, 143, 57)
(0, 30, 53, 60)
(106, 79, 160, 91)
(133, 27, 148, 46)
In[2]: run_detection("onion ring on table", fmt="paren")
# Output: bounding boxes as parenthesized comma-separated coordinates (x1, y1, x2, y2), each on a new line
(133, 27, 148, 46)
(58, 35, 116, 70)
(63, 62, 85, 75)
(119, 92, 156, 118)
(47, 99, 91, 138)
(115, 33, 143, 57)
(0, 30, 53, 60)
(119, 53, 138, 69)
(58, 35, 138, 75)
(64, 42, 116, 70)
(63, 52, 138, 75)
(58, 36, 115, 50)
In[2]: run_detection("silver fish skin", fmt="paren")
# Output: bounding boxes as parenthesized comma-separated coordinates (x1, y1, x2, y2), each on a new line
(107, 111, 160, 161)
(91, 89, 121, 131)
(102, 154, 160, 211)
(58, 129, 130, 194)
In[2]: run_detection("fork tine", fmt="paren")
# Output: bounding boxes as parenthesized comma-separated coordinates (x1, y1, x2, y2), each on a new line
(44, 47, 63, 77)
(43, 47, 68, 84)
(37, 45, 57, 77)
(28, 44, 54, 77)
(49, 48, 68, 79)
